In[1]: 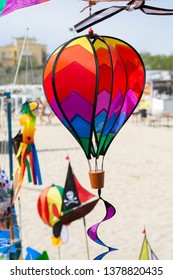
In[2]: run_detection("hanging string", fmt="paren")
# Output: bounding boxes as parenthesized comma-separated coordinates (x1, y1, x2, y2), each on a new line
(88, 159, 92, 172)
(88, 4, 94, 35)
(95, 158, 98, 171)
(101, 156, 105, 171)
(87, 189, 117, 260)
(80, 1, 96, 13)
(89, 3, 92, 16)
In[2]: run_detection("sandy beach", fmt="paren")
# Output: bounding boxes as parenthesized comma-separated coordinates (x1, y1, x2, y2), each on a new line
(2, 113, 173, 260)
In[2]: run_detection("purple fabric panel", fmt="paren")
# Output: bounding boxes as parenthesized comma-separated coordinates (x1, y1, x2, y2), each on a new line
(60, 91, 93, 122)
(1, 0, 40, 16)
(95, 90, 110, 117)
(52, 97, 63, 121)
(87, 224, 98, 241)
(103, 205, 116, 222)
(121, 89, 138, 117)
(107, 90, 123, 119)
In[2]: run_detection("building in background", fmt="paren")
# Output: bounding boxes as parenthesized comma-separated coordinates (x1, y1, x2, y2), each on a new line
(146, 71, 173, 114)
(0, 37, 47, 68)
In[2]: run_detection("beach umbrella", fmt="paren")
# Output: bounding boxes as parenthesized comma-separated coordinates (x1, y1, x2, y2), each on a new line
(43, 33, 145, 259)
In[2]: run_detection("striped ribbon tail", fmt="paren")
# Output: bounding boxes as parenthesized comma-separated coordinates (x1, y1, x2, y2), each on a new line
(31, 143, 42, 185)
(87, 189, 118, 260)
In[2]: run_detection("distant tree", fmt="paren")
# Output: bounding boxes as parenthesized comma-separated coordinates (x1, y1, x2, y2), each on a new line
(140, 52, 173, 71)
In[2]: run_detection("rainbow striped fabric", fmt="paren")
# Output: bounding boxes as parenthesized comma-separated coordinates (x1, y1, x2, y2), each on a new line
(43, 35, 145, 160)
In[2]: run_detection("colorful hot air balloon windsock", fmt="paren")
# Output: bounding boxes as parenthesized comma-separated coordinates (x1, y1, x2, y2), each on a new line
(43, 33, 145, 259)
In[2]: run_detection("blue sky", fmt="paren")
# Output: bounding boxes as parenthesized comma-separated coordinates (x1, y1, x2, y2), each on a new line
(0, 0, 173, 56)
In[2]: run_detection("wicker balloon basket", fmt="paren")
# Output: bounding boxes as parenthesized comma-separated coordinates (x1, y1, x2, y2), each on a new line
(88, 170, 105, 189)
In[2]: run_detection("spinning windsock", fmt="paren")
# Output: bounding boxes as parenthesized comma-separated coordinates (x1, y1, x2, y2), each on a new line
(13, 101, 42, 202)
(43, 33, 145, 259)
(37, 162, 99, 247)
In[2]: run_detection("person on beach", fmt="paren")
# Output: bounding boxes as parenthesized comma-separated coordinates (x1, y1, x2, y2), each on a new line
(38, 100, 46, 125)
(132, 107, 140, 124)
(44, 101, 52, 125)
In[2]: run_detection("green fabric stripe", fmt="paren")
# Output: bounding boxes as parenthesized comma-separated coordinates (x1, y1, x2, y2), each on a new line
(25, 158, 32, 183)
(0, 1, 6, 14)
(97, 134, 115, 156)
(80, 138, 91, 159)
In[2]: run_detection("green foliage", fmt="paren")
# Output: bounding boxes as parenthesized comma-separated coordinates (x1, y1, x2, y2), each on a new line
(1, 52, 173, 84)
(0, 67, 44, 85)
(140, 52, 173, 70)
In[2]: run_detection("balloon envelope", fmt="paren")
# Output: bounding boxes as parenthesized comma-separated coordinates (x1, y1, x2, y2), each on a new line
(43, 35, 145, 160)
(37, 185, 64, 227)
